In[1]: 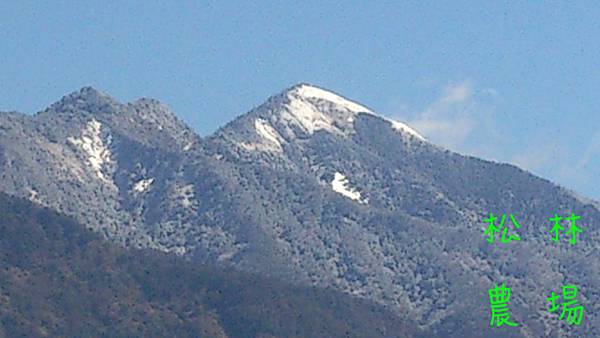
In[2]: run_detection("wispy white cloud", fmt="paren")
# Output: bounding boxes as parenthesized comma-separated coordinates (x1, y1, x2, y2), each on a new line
(510, 126, 600, 192)
(391, 79, 600, 200)
(576, 132, 600, 170)
(400, 80, 502, 153)
(511, 137, 564, 173)
(550, 132, 600, 193)
(437, 81, 472, 105)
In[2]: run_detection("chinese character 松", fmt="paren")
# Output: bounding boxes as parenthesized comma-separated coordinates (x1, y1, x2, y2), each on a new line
(483, 213, 522, 244)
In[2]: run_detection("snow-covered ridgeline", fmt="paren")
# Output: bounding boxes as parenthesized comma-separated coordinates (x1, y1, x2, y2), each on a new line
(289, 84, 425, 140)
(292, 84, 372, 114)
(388, 120, 425, 140)
(246, 84, 425, 153)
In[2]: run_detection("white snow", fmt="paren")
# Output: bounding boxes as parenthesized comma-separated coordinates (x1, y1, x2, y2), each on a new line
(242, 118, 286, 152)
(389, 120, 425, 140)
(281, 84, 367, 135)
(281, 98, 336, 134)
(255, 118, 284, 148)
(285, 84, 425, 141)
(331, 172, 366, 203)
(133, 178, 154, 193)
(67, 119, 113, 181)
(294, 84, 372, 113)
(182, 142, 194, 152)
(26, 188, 42, 204)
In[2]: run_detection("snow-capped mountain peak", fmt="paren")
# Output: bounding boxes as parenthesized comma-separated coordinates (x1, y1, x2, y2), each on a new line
(283, 83, 424, 140)
(220, 83, 426, 154)
(287, 83, 373, 114)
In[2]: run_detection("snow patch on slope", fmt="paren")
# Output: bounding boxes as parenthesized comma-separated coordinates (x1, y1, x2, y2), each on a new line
(26, 188, 43, 204)
(182, 141, 194, 152)
(240, 118, 286, 153)
(255, 118, 284, 148)
(331, 172, 366, 204)
(133, 178, 154, 193)
(67, 119, 113, 181)
(282, 97, 336, 134)
(389, 120, 425, 140)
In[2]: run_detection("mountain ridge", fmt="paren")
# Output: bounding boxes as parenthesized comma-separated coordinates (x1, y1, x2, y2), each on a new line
(1, 84, 599, 336)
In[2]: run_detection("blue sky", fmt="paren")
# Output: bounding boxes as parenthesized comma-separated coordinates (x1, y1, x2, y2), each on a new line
(2, 1, 600, 200)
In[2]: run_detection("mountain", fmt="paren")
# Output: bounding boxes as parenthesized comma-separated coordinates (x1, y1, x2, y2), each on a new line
(1, 84, 599, 336)
(0, 193, 425, 337)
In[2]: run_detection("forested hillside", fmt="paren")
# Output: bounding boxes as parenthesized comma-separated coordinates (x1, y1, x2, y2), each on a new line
(0, 193, 423, 338)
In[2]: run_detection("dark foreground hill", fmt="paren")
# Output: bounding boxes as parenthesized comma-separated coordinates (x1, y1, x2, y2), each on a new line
(0, 193, 425, 338)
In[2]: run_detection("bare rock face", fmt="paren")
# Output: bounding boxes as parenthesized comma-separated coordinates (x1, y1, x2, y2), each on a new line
(1, 84, 598, 337)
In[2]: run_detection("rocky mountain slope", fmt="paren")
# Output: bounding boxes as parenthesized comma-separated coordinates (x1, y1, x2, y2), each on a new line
(1, 84, 599, 336)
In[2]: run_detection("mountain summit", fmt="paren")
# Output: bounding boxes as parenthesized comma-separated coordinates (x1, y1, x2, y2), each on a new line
(44, 86, 119, 116)
(213, 83, 424, 155)
(283, 83, 423, 139)
(0, 85, 598, 336)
